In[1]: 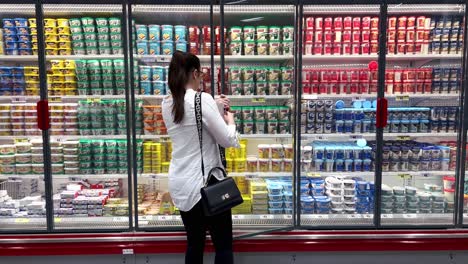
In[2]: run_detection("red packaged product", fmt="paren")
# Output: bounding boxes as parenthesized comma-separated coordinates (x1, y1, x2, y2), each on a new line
(394, 69, 402, 82)
(305, 17, 314, 29)
(352, 30, 361, 42)
(334, 31, 342, 42)
(302, 70, 310, 83)
(344, 17, 353, 29)
(415, 81, 424, 93)
(202, 42, 212, 55)
(315, 17, 323, 30)
(388, 17, 397, 30)
(359, 82, 369, 94)
(340, 70, 349, 82)
(324, 17, 333, 29)
(343, 43, 352, 54)
(318, 83, 327, 94)
(302, 82, 311, 94)
(370, 81, 378, 93)
(370, 30, 379, 42)
(350, 70, 359, 82)
(424, 69, 432, 80)
(305, 29, 314, 42)
(370, 70, 378, 81)
(403, 82, 415, 93)
(311, 83, 319, 94)
(362, 31, 370, 42)
(202, 26, 211, 42)
(388, 30, 396, 42)
(386, 70, 395, 82)
(393, 82, 403, 93)
(189, 26, 200, 42)
(333, 43, 342, 55)
(324, 31, 334, 43)
(387, 43, 395, 54)
(334, 17, 343, 30)
(352, 43, 360, 54)
(324, 43, 333, 55)
(407, 69, 416, 80)
(315, 31, 323, 42)
(329, 70, 339, 82)
(370, 43, 379, 54)
(189, 42, 200, 55)
(330, 82, 339, 94)
(406, 43, 415, 54)
(398, 16, 407, 29)
(416, 30, 425, 42)
(423, 82, 432, 93)
(310, 70, 320, 82)
(416, 16, 426, 29)
(414, 43, 422, 54)
(362, 17, 371, 30)
(361, 43, 370, 54)
(304, 41, 314, 55)
(353, 17, 361, 29)
(313, 43, 323, 55)
(340, 83, 349, 94)
(423, 30, 430, 41)
(416, 70, 425, 81)
(350, 83, 359, 93)
(396, 43, 406, 54)
(321, 70, 330, 82)
(360, 70, 370, 82)
(342, 31, 352, 42)
(407, 16, 416, 29)
(371, 17, 379, 30)
(215, 26, 225, 42)
(406, 30, 415, 42)
(397, 30, 406, 42)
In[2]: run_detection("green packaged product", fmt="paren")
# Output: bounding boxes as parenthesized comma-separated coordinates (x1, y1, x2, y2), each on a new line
(255, 68, 267, 81)
(243, 81, 255, 95)
(71, 33, 84, 41)
(87, 59, 100, 68)
(98, 40, 110, 47)
(72, 41, 85, 48)
(114, 74, 125, 81)
(242, 67, 255, 81)
(90, 81, 101, 89)
(102, 88, 114, 95)
(69, 18, 81, 27)
(89, 74, 102, 82)
(102, 81, 114, 89)
(83, 25, 95, 33)
(97, 33, 109, 41)
(243, 121, 254, 134)
(265, 106, 278, 120)
(256, 81, 267, 95)
(106, 167, 119, 174)
(76, 74, 89, 81)
(230, 81, 243, 95)
(242, 106, 254, 121)
(100, 59, 113, 67)
(95, 18, 108, 27)
(117, 128, 127, 135)
(84, 33, 97, 41)
(256, 26, 268, 41)
(108, 17, 121, 27)
(229, 26, 242, 41)
(118, 160, 127, 167)
(118, 168, 127, 174)
(267, 68, 281, 82)
(73, 47, 86, 55)
(99, 47, 111, 54)
(267, 120, 278, 134)
(85, 40, 98, 48)
(79, 161, 92, 168)
(81, 17, 95, 26)
(230, 106, 242, 121)
(253, 106, 266, 121)
(255, 120, 266, 134)
(112, 47, 123, 54)
(77, 88, 88, 96)
(243, 26, 255, 41)
(109, 26, 121, 34)
(101, 67, 113, 74)
(282, 26, 294, 41)
(269, 26, 281, 41)
(106, 154, 118, 162)
(278, 120, 290, 134)
(268, 82, 280, 95)
(111, 40, 122, 47)
(79, 139, 92, 148)
(278, 106, 290, 120)
(102, 74, 113, 81)
(93, 167, 105, 174)
(103, 115, 116, 122)
(110, 33, 122, 41)
(97, 26, 109, 34)
(282, 40, 293, 55)
(281, 67, 293, 81)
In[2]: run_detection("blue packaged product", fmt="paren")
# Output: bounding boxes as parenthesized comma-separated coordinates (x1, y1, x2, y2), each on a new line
(11, 67, 23, 74)
(334, 109, 344, 120)
(300, 187, 310, 196)
(301, 196, 315, 209)
(140, 81, 152, 95)
(139, 66, 152, 81)
(0, 67, 12, 74)
(17, 34, 30, 41)
(362, 120, 371, 133)
(16, 26, 28, 35)
(17, 41, 31, 49)
(161, 41, 174, 55)
(362, 100, 372, 109)
(268, 208, 283, 214)
(174, 25, 187, 41)
(268, 194, 284, 202)
(3, 27, 17, 35)
(335, 148, 345, 159)
(152, 81, 165, 95)
(268, 201, 283, 209)
(344, 120, 353, 133)
(282, 183, 293, 192)
(12, 74, 24, 82)
(175, 41, 187, 52)
(354, 159, 363, 171)
(2, 18, 15, 27)
(315, 197, 331, 209)
(161, 25, 174, 41)
(310, 179, 325, 189)
(12, 88, 24, 95)
(335, 100, 345, 109)
(148, 25, 160, 41)
(344, 110, 354, 120)
(136, 41, 148, 55)
(135, 24, 148, 40)
(363, 159, 372, 172)
(284, 208, 293, 214)
(0, 88, 11, 95)
(356, 181, 368, 191)
(14, 18, 27, 27)
(148, 41, 160, 55)
(352, 101, 362, 109)
(5, 41, 18, 49)
(267, 184, 283, 195)
(300, 179, 310, 189)
(301, 209, 315, 214)
(312, 188, 325, 196)
(284, 201, 293, 209)
(283, 192, 293, 201)
(151, 66, 165, 81)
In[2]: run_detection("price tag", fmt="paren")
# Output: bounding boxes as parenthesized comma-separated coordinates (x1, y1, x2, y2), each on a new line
(54, 217, 62, 223)
(233, 215, 245, 220)
(311, 214, 329, 219)
(49, 96, 62, 103)
(51, 137, 65, 143)
(307, 172, 321, 177)
(174, 215, 182, 221)
(113, 217, 127, 222)
(347, 214, 362, 219)
(8, 177, 21, 181)
(395, 95, 410, 101)
(141, 57, 157, 63)
(422, 173, 429, 177)
(140, 215, 153, 221)
(350, 135, 363, 139)
(396, 135, 411, 141)
(353, 97, 364, 101)
(259, 214, 274, 220)
(283, 214, 293, 220)
(15, 218, 30, 223)
(139, 221, 149, 225)
(159, 215, 173, 221)
(156, 56, 169, 63)
(68, 177, 82, 182)
(303, 94, 318, 100)
(363, 214, 373, 219)
(11, 96, 26, 103)
(403, 214, 417, 219)
(398, 174, 412, 179)
(381, 214, 394, 219)
(315, 135, 328, 140)
(14, 138, 29, 143)
(86, 98, 101, 103)
(122, 249, 134, 255)
(252, 97, 266, 103)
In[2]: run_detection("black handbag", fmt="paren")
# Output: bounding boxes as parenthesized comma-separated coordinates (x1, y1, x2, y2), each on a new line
(194, 92, 243, 216)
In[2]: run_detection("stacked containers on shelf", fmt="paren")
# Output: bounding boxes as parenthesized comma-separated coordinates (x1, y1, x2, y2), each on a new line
(139, 65, 168, 95)
(62, 141, 79, 174)
(69, 17, 122, 55)
(355, 180, 374, 213)
(0, 66, 25, 96)
(0, 141, 35, 175)
(228, 66, 293, 96)
(75, 59, 125, 96)
(432, 67, 462, 94)
(266, 180, 284, 214)
(135, 24, 188, 55)
(9, 103, 39, 136)
(142, 105, 166, 136)
(49, 60, 77, 96)
(248, 178, 268, 214)
(429, 16, 463, 55)
(387, 16, 431, 55)
(49, 103, 78, 136)
(50, 141, 64, 175)
(230, 105, 291, 135)
(229, 25, 294, 56)
(24, 66, 39, 96)
(253, 144, 294, 173)
(2, 18, 32, 55)
(303, 16, 380, 55)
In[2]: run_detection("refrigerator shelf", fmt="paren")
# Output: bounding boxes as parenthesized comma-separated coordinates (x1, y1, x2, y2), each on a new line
(140, 172, 292, 178)
(302, 54, 461, 63)
(136, 55, 293, 63)
(0, 55, 124, 62)
(302, 132, 457, 140)
(302, 171, 455, 178)
(302, 93, 459, 100)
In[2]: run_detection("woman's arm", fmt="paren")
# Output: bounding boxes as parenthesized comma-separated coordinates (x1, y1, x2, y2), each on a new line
(201, 93, 239, 148)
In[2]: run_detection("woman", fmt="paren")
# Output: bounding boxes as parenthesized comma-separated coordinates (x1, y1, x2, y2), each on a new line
(162, 51, 239, 264)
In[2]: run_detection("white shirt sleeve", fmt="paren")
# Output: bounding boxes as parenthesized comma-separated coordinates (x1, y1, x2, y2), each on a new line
(201, 92, 239, 148)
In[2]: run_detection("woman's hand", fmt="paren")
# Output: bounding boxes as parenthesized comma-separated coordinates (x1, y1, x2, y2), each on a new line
(224, 111, 235, 126)
(215, 94, 230, 110)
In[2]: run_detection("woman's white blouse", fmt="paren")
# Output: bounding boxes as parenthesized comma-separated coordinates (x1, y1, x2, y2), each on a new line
(161, 88, 239, 212)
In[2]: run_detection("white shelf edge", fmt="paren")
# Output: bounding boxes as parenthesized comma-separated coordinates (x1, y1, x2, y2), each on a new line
(0, 55, 124, 61)
(301, 132, 457, 139)
(302, 171, 455, 177)
(301, 54, 461, 62)
(303, 93, 459, 100)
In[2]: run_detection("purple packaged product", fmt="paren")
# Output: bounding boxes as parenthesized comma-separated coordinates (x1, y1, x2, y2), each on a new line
(315, 123, 323, 133)
(306, 122, 314, 134)
(442, 68, 451, 81)
(307, 111, 315, 123)
(324, 122, 333, 133)
(324, 111, 333, 121)
(449, 42, 458, 54)
(441, 41, 449, 54)
(316, 112, 325, 122)
(432, 42, 441, 54)
(433, 68, 442, 80)
(441, 81, 449, 93)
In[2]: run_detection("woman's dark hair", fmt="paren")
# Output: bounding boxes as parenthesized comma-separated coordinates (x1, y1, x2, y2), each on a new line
(168, 51, 201, 124)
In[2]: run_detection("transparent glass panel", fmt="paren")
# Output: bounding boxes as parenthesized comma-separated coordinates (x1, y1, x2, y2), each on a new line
(299, 4, 380, 227)
(42, 4, 130, 230)
(0, 4, 46, 232)
(381, 3, 464, 226)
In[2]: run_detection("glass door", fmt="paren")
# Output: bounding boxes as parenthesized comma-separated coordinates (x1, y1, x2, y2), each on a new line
(42, 3, 132, 231)
(220, 0, 296, 233)
(381, 3, 465, 227)
(299, 3, 381, 227)
(130, 1, 214, 230)
(0, 3, 46, 232)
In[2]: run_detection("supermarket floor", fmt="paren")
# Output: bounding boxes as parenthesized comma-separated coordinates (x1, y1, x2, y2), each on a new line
(2, 252, 468, 264)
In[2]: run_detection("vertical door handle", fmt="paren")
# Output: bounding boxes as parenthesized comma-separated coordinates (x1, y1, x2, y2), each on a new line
(376, 97, 388, 128)
(37, 100, 50, 131)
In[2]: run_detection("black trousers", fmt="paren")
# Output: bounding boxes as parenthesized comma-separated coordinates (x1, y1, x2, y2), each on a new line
(180, 201, 234, 264)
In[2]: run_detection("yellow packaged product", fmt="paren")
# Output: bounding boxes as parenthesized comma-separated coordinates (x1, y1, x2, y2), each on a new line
(64, 81, 77, 89)
(57, 26, 70, 34)
(30, 27, 37, 35)
(64, 89, 76, 96)
(161, 162, 170, 173)
(45, 48, 58, 55)
(44, 26, 57, 34)
(32, 48, 38, 55)
(51, 74, 65, 82)
(50, 82, 64, 89)
(258, 144, 270, 159)
(58, 48, 72, 55)
(24, 66, 39, 75)
(63, 60, 76, 68)
(32, 42, 38, 50)
(0, 43, 3, 55)
(24, 74, 39, 82)
(283, 159, 293, 172)
(0, 105, 10, 110)
(45, 34, 58, 42)
(271, 159, 282, 172)
(25, 89, 39, 96)
(58, 41, 71, 49)
(225, 158, 233, 172)
(56, 19, 69, 27)
(44, 18, 56, 27)
(28, 18, 37, 27)
(246, 156, 258, 172)
(234, 158, 246, 172)
(143, 166, 151, 173)
(46, 41, 58, 49)
(58, 34, 71, 41)
(271, 144, 284, 159)
(258, 158, 270, 172)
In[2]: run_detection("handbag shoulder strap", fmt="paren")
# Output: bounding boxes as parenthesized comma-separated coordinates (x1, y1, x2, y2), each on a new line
(194, 91, 205, 177)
